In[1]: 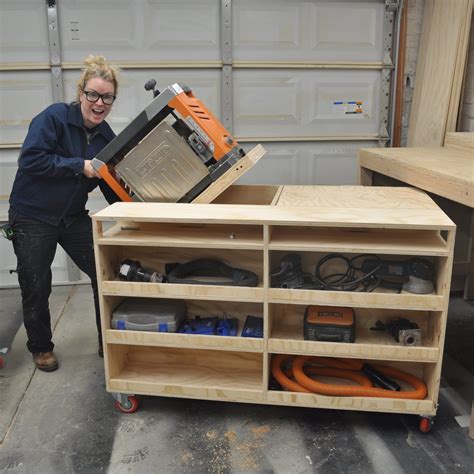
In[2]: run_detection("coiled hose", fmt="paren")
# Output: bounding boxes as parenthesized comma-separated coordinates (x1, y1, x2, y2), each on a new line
(271, 354, 427, 399)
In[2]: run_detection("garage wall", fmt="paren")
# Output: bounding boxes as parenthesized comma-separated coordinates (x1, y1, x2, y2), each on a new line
(0, 0, 396, 287)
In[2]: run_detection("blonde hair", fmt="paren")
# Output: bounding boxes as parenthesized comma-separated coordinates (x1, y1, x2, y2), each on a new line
(76, 55, 119, 102)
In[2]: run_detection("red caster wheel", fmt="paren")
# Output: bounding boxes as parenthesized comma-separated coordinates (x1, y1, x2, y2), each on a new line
(419, 416, 433, 433)
(115, 396, 139, 413)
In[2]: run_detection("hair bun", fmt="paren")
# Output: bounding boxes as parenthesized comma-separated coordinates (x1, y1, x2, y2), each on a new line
(84, 54, 107, 68)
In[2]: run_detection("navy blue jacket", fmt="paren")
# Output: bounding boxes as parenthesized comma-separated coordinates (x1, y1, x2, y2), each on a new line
(9, 102, 119, 226)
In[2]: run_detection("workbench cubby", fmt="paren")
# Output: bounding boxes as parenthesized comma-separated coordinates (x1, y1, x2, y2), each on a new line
(93, 185, 455, 426)
(266, 357, 437, 415)
(268, 304, 442, 362)
(107, 345, 265, 400)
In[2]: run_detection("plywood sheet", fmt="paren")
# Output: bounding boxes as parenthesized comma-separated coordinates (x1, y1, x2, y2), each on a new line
(445, 0, 473, 134)
(444, 132, 474, 153)
(94, 186, 454, 229)
(192, 145, 266, 204)
(407, 0, 471, 147)
(359, 146, 474, 207)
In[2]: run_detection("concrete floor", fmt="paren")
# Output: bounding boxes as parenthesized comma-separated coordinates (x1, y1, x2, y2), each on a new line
(0, 285, 473, 473)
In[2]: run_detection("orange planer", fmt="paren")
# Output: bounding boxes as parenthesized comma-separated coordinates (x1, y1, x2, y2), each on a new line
(92, 82, 245, 203)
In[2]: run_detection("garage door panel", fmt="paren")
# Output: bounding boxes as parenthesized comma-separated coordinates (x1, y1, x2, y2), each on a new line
(236, 77, 303, 129)
(0, 238, 20, 287)
(143, 0, 220, 55)
(234, 2, 306, 55)
(0, 72, 53, 144)
(0, 1, 49, 64)
(313, 154, 360, 185)
(308, 73, 380, 129)
(59, 0, 220, 62)
(233, 0, 384, 62)
(313, 3, 381, 58)
(0, 150, 19, 194)
(59, 0, 139, 61)
(233, 70, 381, 137)
(87, 194, 111, 216)
(237, 141, 376, 185)
(238, 147, 302, 185)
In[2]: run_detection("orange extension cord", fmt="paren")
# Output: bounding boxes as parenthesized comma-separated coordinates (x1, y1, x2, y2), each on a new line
(271, 354, 427, 400)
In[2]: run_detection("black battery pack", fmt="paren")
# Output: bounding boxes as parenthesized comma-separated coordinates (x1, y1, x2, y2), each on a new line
(304, 306, 355, 343)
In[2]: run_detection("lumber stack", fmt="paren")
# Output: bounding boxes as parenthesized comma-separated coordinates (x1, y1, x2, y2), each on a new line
(407, 0, 473, 147)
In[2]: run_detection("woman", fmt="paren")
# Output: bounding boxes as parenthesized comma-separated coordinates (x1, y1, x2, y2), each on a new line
(9, 55, 120, 371)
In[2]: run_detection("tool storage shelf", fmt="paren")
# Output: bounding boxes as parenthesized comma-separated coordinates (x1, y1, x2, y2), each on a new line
(268, 305, 442, 362)
(99, 222, 264, 250)
(93, 185, 455, 420)
(102, 296, 264, 352)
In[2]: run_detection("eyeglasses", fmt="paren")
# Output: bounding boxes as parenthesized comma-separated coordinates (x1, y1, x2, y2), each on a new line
(82, 89, 116, 105)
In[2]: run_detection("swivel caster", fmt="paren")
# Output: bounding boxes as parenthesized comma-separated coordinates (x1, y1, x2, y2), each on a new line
(419, 416, 433, 433)
(114, 395, 139, 413)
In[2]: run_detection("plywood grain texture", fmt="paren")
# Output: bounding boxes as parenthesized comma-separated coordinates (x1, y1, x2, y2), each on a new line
(359, 145, 474, 207)
(407, 0, 472, 147)
(192, 145, 266, 204)
(445, 0, 473, 135)
(444, 131, 474, 153)
(96, 187, 455, 229)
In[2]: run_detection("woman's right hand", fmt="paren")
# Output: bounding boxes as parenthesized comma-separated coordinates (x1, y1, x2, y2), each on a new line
(83, 160, 101, 179)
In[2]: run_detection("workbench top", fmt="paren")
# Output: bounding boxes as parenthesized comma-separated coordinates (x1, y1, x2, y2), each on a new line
(359, 134, 473, 207)
(93, 185, 454, 230)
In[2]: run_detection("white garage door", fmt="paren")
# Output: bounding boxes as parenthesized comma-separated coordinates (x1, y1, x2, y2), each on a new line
(0, 0, 398, 287)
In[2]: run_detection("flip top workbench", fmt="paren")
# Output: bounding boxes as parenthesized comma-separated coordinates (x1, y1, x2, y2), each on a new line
(92, 185, 455, 431)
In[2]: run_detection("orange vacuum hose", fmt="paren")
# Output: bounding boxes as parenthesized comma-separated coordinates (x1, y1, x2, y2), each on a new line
(271, 354, 427, 400)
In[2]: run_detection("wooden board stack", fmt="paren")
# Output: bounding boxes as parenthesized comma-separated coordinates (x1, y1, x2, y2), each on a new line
(407, 0, 473, 147)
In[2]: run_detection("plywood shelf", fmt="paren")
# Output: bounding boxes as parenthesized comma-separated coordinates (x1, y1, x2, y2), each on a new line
(101, 281, 264, 302)
(265, 391, 435, 415)
(269, 228, 449, 256)
(108, 361, 264, 399)
(106, 329, 264, 352)
(268, 327, 439, 362)
(267, 288, 444, 311)
(100, 223, 264, 250)
(106, 345, 264, 400)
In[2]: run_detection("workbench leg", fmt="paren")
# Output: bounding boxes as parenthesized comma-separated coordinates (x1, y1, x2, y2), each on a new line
(464, 208, 474, 300)
(359, 167, 373, 186)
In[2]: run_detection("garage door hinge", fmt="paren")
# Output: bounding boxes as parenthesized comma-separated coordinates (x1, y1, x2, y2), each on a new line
(385, 0, 399, 12)
(383, 52, 393, 68)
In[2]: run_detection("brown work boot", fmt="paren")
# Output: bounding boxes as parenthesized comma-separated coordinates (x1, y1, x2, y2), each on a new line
(32, 351, 58, 372)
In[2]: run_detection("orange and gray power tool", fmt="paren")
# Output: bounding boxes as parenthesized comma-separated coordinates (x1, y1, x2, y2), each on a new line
(92, 82, 245, 203)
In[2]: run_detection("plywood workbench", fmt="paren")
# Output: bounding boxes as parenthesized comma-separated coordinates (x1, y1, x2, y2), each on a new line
(359, 132, 473, 299)
(92, 185, 455, 428)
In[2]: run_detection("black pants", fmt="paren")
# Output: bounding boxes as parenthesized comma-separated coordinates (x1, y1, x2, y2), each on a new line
(9, 209, 101, 354)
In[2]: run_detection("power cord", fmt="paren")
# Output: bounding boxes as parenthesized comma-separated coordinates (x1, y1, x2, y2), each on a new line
(271, 253, 404, 293)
